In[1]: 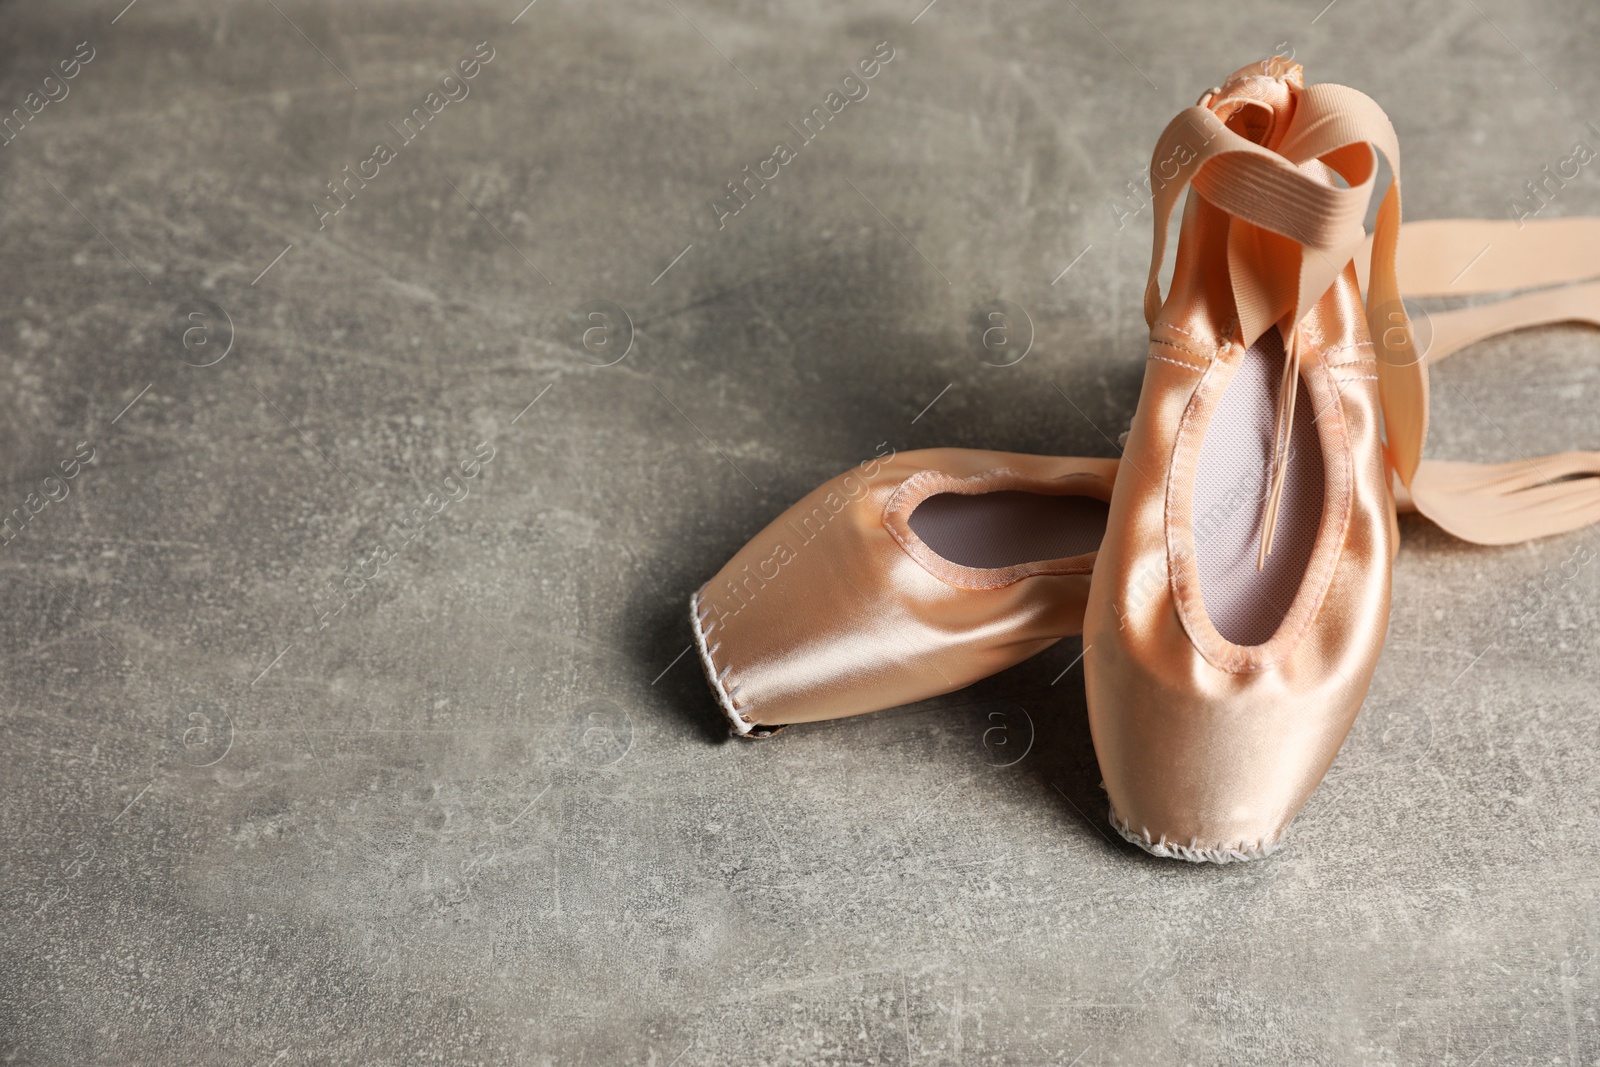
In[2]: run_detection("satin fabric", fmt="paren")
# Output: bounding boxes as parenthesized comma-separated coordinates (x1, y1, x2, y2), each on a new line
(1087, 274, 1393, 858)
(1085, 63, 1406, 861)
(689, 216, 1600, 745)
(692, 448, 1115, 734)
(689, 58, 1600, 864)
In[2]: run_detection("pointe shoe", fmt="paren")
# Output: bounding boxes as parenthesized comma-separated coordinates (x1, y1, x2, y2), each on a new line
(689, 214, 1600, 743)
(1083, 60, 1600, 862)
(691, 447, 1115, 735)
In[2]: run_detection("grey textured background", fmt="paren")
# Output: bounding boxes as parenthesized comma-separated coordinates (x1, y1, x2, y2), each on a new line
(1, 1, 1597, 1064)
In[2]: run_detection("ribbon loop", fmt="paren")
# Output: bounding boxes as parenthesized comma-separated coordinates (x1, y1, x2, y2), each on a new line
(1146, 68, 1600, 550)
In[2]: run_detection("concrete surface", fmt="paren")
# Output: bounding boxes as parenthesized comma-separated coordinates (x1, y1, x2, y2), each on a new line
(1, 0, 1597, 1063)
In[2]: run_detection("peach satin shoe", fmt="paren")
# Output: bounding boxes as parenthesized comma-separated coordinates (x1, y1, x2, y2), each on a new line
(692, 447, 1114, 735)
(1085, 61, 1600, 862)
(691, 265, 1598, 743)
(690, 61, 1600, 862)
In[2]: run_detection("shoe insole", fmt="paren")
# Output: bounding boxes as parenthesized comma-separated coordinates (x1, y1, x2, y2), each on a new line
(1192, 331, 1325, 646)
(909, 490, 1109, 569)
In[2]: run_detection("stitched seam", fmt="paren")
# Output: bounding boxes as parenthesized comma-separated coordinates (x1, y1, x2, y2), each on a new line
(1325, 357, 1379, 369)
(1321, 341, 1374, 362)
(1151, 337, 1215, 364)
(1330, 373, 1379, 381)
(1149, 352, 1206, 373)
(1108, 802, 1287, 864)
(690, 590, 752, 735)
(1318, 343, 1369, 361)
(1159, 321, 1223, 348)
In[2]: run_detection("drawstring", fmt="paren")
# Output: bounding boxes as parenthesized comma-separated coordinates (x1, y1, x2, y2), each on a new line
(1258, 322, 1301, 568)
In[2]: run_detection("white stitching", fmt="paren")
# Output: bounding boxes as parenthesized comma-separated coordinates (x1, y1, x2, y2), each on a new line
(1152, 337, 1215, 363)
(1149, 352, 1206, 373)
(1321, 340, 1374, 361)
(689, 591, 754, 735)
(1160, 322, 1221, 347)
(1108, 803, 1286, 864)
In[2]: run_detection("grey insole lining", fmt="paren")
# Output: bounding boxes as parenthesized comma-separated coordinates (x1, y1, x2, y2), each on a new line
(908, 490, 1109, 569)
(1192, 330, 1325, 646)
